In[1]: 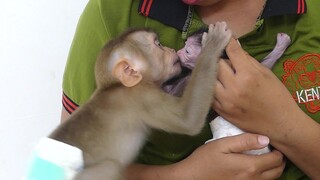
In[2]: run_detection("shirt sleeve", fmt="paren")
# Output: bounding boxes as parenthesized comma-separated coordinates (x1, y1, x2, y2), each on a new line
(62, 0, 149, 112)
(62, 0, 109, 112)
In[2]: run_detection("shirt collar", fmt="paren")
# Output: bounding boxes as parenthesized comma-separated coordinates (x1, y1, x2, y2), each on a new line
(139, 0, 189, 30)
(138, 0, 307, 31)
(261, 0, 307, 18)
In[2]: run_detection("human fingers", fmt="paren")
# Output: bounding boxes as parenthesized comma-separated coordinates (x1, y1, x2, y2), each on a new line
(217, 59, 235, 88)
(256, 150, 284, 169)
(260, 151, 286, 179)
(220, 134, 285, 179)
(214, 80, 224, 107)
(204, 135, 284, 180)
(214, 59, 234, 110)
(224, 59, 233, 68)
(218, 133, 270, 154)
(212, 59, 235, 109)
(225, 38, 251, 71)
(238, 151, 285, 180)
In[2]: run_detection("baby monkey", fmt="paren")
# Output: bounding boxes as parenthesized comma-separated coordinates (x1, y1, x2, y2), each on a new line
(40, 22, 232, 180)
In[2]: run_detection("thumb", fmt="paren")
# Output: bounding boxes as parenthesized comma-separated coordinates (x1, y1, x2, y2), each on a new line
(220, 133, 270, 153)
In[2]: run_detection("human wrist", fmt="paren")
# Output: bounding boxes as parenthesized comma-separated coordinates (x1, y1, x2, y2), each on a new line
(125, 162, 185, 180)
(269, 110, 316, 151)
(269, 112, 320, 178)
(169, 159, 193, 179)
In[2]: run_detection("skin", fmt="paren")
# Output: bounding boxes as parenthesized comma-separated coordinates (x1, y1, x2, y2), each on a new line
(125, 134, 284, 180)
(214, 38, 320, 179)
(177, 33, 202, 69)
(195, 0, 267, 38)
(61, 0, 288, 179)
(192, 0, 320, 178)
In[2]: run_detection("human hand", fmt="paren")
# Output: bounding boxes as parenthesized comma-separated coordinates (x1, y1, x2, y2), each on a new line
(212, 38, 304, 136)
(176, 133, 285, 179)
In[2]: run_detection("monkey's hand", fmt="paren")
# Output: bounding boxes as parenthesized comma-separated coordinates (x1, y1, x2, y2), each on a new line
(201, 22, 232, 49)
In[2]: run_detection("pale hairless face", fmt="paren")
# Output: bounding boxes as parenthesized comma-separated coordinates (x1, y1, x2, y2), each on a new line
(177, 34, 202, 69)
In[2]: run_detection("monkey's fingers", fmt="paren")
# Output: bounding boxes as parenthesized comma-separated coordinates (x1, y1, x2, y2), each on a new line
(201, 32, 208, 47)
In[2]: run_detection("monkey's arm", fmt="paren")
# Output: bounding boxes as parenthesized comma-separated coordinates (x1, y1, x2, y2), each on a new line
(179, 23, 231, 134)
(261, 33, 291, 68)
(146, 23, 231, 135)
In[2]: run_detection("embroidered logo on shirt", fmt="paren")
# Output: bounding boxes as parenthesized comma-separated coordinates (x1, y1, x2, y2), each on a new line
(282, 54, 320, 113)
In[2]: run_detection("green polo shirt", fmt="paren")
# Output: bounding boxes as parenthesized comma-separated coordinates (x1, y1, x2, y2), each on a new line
(62, 0, 319, 179)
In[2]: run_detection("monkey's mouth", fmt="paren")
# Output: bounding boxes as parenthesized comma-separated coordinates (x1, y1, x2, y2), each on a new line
(161, 58, 184, 86)
(173, 59, 181, 66)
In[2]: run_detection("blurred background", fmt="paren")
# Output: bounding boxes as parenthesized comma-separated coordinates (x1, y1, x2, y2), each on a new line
(0, 0, 88, 179)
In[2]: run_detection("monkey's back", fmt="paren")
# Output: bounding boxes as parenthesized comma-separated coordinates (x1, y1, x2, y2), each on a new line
(49, 87, 151, 168)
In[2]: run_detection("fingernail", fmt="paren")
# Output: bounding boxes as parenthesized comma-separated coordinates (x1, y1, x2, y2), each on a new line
(236, 39, 242, 47)
(258, 136, 270, 146)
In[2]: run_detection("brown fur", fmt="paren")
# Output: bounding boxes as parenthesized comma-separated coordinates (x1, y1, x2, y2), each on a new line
(49, 22, 232, 179)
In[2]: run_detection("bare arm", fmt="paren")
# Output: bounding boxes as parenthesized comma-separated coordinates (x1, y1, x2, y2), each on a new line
(214, 38, 320, 178)
(60, 107, 70, 123)
(125, 134, 284, 180)
(60, 107, 284, 179)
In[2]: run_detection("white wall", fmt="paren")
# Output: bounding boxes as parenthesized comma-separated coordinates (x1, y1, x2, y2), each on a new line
(0, 0, 88, 179)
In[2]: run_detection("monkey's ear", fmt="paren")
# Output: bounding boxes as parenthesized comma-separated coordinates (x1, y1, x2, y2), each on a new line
(112, 60, 143, 87)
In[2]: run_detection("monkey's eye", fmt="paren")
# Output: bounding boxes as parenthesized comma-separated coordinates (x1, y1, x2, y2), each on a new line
(155, 39, 163, 47)
(185, 47, 191, 54)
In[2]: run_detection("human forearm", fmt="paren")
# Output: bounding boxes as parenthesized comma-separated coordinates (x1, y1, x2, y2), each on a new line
(125, 163, 181, 180)
(269, 111, 320, 179)
(60, 106, 71, 123)
(213, 38, 320, 178)
(125, 134, 285, 180)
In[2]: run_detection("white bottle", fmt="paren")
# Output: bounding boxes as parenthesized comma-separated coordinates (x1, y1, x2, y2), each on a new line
(23, 137, 84, 180)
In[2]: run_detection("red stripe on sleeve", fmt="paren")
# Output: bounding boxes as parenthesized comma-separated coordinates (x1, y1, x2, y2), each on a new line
(300, 0, 305, 14)
(141, 0, 149, 15)
(63, 95, 78, 110)
(145, 0, 154, 16)
(62, 93, 79, 114)
(62, 99, 74, 114)
(297, 0, 305, 14)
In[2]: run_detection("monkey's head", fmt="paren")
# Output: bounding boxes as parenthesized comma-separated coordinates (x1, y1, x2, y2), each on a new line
(177, 33, 202, 69)
(177, 26, 228, 70)
(95, 28, 181, 88)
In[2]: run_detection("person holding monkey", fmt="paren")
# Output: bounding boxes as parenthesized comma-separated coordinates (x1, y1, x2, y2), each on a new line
(61, 0, 320, 179)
